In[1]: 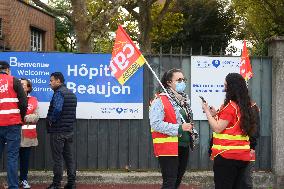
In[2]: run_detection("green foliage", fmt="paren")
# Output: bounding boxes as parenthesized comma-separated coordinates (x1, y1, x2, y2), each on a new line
(150, 2, 185, 49)
(151, 0, 236, 55)
(55, 18, 76, 52)
(47, 0, 133, 53)
(47, 0, 75, 52)
(231, 0, 284, 55)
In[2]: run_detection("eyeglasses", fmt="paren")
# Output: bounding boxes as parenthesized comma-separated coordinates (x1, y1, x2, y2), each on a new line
(175, 78, 187, 83)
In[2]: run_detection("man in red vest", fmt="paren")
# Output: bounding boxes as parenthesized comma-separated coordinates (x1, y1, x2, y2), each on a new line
(0, 61, 27, 189)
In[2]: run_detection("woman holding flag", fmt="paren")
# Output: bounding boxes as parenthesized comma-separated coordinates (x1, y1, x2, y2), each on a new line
(149, 68, 194, 189)
(202, 73, 257, 189)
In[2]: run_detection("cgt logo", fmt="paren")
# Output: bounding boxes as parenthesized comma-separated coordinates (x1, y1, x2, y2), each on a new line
(109, 43, 135, 75)
(28, 104, 33, 111)
(0, 79, 8, 93)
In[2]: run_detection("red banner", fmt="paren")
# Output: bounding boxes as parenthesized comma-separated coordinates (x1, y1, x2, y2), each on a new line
(109, 25, 146, 85)
(240, 40, 253, 81)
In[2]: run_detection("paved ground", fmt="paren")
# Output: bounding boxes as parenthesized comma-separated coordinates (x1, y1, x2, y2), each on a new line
(0, 171, 274, 189)
(25, 184, 202, 189)
(0, 184, 202, 189)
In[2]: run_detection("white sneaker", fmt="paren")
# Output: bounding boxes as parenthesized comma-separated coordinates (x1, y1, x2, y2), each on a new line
(21, 180, 31, 189)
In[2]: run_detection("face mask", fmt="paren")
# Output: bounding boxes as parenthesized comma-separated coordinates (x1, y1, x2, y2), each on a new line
(175, 81, 186, 93)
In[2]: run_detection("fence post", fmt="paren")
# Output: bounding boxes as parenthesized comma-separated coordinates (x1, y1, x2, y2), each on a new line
(267, 36, 284, 188)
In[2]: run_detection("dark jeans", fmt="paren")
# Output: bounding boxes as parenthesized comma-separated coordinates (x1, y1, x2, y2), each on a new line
(158, 146, 189, 189)
(19, 147, 31, 181)
(0, 125, 21, 189)
(213, 155, 250, 189)
(50, 132, 76, 187)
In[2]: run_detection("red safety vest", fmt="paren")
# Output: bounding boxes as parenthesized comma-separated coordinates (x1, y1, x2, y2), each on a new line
(151, 94, 178, 157)
(211, 101, 251, 161)
(0, 74, 22, 126)
(22, 96, 38, 138)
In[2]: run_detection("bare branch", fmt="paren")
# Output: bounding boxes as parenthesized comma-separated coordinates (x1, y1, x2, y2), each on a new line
(31, 0, 71, 19)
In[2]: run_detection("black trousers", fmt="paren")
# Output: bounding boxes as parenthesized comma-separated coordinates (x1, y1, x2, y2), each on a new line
(50, 132, 76, 186)
(158, 146, 189, 189)
(213, 155, 250, 189)
(237, 162, 254, 189)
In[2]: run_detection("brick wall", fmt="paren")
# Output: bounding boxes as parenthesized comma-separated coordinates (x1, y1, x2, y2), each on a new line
(0, 0, 10, 49)
(0, 0, 55, 51)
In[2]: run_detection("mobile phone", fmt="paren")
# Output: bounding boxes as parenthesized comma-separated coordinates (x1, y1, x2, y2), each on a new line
(199, 96, 206, 103)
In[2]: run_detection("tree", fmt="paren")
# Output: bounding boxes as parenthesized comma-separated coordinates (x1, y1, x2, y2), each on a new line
(55, 18, 76, 52)
(231, 0, 284, 55)
(123, 0, 175, 53)
(151, 0, 236, 55)
(31, 0, 125, 52)
(150, 2, 185, 53)
(31, 0, 185, 54)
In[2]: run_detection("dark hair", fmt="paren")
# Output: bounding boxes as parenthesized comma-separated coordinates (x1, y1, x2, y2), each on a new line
(20, 78, 33, 94)
(0, 61, 10, 71)
(161, 68, 184, 89)
(50, 72, 65, 83)
(224, 73, 256, 137)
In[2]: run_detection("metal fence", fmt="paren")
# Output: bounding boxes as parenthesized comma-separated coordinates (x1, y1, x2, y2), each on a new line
(0, 55, 272, 171)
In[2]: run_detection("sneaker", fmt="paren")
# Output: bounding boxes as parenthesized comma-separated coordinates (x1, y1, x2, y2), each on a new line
(46, 183, 60, 189)
(21, 180, 31, 189)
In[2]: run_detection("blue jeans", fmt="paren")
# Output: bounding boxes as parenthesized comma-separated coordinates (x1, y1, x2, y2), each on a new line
(0, 125, 21, 189)
(19, 147, 31, 181)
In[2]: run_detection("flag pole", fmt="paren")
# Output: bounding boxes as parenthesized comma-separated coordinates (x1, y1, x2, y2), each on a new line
(144, 61, 168, 94)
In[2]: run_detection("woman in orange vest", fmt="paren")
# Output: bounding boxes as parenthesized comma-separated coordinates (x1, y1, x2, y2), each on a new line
(19, 78, 39, 189)
(149, 68, 194, 189)
(202, 73, 257, 189)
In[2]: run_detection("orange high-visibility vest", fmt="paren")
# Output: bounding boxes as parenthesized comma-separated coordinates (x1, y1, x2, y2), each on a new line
(0, 74, 22, 126)
(22, 96, 38, 138)
(151, 94, 178, 157)
(211, 101, 251, 161)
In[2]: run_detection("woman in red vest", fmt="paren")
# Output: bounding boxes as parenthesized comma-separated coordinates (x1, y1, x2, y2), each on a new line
(149, 68, 194, 189)
(202, 73, 257, 189)
(19, 78, 39, 189)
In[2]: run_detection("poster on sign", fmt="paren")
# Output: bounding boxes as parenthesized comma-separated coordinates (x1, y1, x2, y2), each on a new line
(0, 52, 143, 119)
(191, 56, 240, 120)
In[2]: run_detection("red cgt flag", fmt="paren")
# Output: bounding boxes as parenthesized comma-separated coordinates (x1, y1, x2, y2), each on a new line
(240, 40, 253, 81)
(109, 25, 146, 85)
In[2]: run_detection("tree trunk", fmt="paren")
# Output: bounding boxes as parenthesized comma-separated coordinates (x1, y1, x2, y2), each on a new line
(138, 2, 153, 54)
(70, 0, 92, 52)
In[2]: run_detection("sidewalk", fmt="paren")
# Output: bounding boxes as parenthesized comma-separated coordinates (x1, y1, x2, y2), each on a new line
(0, 171, 274, 188)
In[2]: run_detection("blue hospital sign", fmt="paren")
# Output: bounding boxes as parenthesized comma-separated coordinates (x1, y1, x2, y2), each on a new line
(0, 52, 143, 119)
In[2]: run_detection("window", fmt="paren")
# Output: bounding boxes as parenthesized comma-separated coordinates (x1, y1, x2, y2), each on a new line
(0, 18, 2, 38)
(30, 27, 44, 51)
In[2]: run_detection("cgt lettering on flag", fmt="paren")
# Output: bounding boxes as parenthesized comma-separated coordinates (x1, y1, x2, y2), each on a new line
(110, 25, 145, 85)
